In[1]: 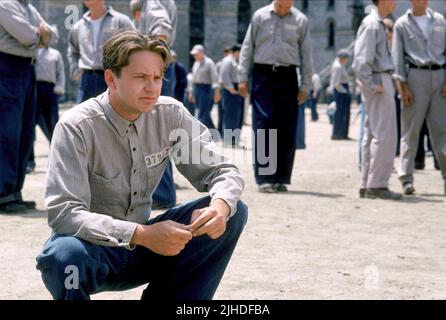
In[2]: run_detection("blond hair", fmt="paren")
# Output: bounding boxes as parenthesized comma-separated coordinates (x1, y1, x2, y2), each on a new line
(102, 30, 171, 77)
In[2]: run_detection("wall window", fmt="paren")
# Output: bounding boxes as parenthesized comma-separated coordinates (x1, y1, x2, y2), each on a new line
(237, 0, 251, 44)
(302, 0, 309, 12)
(327, 20, 335, 49)
(189, 0, 205, 66)
(328, 0, 335, 10)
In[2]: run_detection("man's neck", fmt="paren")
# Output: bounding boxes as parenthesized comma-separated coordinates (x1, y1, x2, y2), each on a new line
(412, 8, 426, 17)
(377, 7, 389, 20)
(109, 93, 140, 122)
(89, 6, 107, 20)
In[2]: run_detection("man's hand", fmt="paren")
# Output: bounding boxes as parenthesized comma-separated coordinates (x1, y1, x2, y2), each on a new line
(238, 82, 249, 98)
(228, 88, 238, 95)
(374, 84, 384, 94)
(38, 22, 52, 46)
(298, 90, 308, 105)
(188, 92, 196, 104)
(188, 199, 230, 240)
(214, 88, 221, 103)
(400, 83, 413, 107)
(442, 84, 446, 97)
(131, 221, 193, 256)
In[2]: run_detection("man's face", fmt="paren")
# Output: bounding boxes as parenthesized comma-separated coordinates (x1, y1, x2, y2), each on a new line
(382, 0, 396, 14)
(193, 51, 204, 62)
(339, 57, 349, 65)
(83, 0, 104, 10)
(411, 0, 429, 13)
(109, 50, 164, 116)
(233, 51, 240, 61)
(274, 0, 294, 16)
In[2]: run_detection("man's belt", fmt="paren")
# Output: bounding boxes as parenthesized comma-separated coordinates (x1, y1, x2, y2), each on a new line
(408, 62, 446, 70)
(254, 63, 297, 72)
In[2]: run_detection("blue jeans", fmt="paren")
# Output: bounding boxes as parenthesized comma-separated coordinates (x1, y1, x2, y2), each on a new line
(152, 63, 177, 207)
(29, 81, 60, 165)
(193, 84, 215, 129)
(251, 64, 299, 185)
(296, 103, 306, 150)
(35, 196, 248, 300)
(306, 90, 319, 121)
(222, 88, 244, 145)
(332, 84, 352, 139)
(0, 52, 37, 204)
(78, 71, 108, 103)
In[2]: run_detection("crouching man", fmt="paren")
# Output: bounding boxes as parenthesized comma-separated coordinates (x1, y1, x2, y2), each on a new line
(36, 30, 247, 300)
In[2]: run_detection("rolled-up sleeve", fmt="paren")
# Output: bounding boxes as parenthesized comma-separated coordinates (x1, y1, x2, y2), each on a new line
(0, 3, 39, 48)
(238, 21, 256, 83)
(45, 122, 138, 249)
(170, 107, 245, 217)
(298, 19, 313, 93)
(54, 51, 65, 95)
(392, 23, 408, 82)
(353, 23, 378, 93)
(67, 27, 81, 80)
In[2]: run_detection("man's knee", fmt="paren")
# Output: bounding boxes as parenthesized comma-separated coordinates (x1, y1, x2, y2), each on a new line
(227, 200, 248, 236)
(36, 235, 98, 299)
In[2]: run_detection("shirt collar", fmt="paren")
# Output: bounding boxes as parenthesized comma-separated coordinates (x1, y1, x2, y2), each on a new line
(407, 7, 434, 19)
(83, 6, 114, 23)
(269, 2, 293, 17)
(99, 91, 144, 137)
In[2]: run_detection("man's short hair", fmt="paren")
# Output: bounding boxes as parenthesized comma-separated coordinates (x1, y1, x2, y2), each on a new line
(129, 0, 143, 14)
(103, 30, 171, 77)
(231, 44, 242, 53)
(372, 0, 378, 5)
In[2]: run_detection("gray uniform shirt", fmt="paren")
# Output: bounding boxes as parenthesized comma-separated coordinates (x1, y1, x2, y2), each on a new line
(392, 8, 446, 82)
(67, 6, 134, 80)
(191, 56, 219, 89)
(139, 0, 177, 47)
(0, 0, 58, 58)
(219, 55, 239, 91)
(35, 47, 65, 95)
(45, 92, 244, 249)
(353, 7, 394, 93)
(329, 59, 349, 94)
(238, 2, 313, 91)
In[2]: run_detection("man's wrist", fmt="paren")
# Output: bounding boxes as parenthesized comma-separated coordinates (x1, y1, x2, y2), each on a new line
(211, 198, 231, 219)
(130, 224, 145, 246)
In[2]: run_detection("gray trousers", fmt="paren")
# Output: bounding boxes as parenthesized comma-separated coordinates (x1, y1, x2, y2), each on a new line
(360, 73, 397, 189)
(399, 68, 446, 184)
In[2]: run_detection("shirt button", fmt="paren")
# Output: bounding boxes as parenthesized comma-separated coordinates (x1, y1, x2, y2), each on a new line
(133, 169, 136, 173)
(118, 239, 122, 243)
(130, 208, 133, 212)
(132, 147, 136, 152)
(133, 192, 137, 196)
(126, 130, 128, 134)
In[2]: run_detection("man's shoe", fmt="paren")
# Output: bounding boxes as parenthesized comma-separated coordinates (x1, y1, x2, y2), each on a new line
(365, 188, 403, 200)
(274, 183, 288, 192)
(18, 200, 36, 209)
(258, 183, 275, 193)
(434, 161, 440, 170)
(0, 201, 30, 213)
(402, 182, 415, 195)
(414, 162, 425, 170)
(359, 188, 366, 198)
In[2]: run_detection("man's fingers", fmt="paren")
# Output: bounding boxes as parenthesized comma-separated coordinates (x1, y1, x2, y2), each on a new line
(193, 217, 220, 237)
(188, 211, 212, 232)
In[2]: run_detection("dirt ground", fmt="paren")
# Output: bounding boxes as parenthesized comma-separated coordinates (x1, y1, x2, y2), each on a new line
(1, 104, 445, 300)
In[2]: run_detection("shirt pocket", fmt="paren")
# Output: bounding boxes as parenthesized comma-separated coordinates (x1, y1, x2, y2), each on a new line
(431, 26, 445, 55)
(89, 173, 123, 208)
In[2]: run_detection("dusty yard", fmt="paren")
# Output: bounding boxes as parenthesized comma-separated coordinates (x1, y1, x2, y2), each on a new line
(1, 104, 445, 300)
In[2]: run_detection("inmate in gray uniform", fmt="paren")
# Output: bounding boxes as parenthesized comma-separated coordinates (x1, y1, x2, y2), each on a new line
(353, 6, 398, 191)
(392, 7, 446, 192)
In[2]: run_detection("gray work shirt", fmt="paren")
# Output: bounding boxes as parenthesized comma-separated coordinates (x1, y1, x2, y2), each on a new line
(139, 0, 177, 47)
(238, 2, 313, 92)
(392, 8, 446, 82)
(191, 56, 219, 89)
(45, 92, 244, 249)
(35, 47, 65, 95)
(0, 0, 58, 58)
(353, 7, 394, 93)
(329, 58, 349, 94)
(67, 6, 134, 80)
(219, 55, 239, 91)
